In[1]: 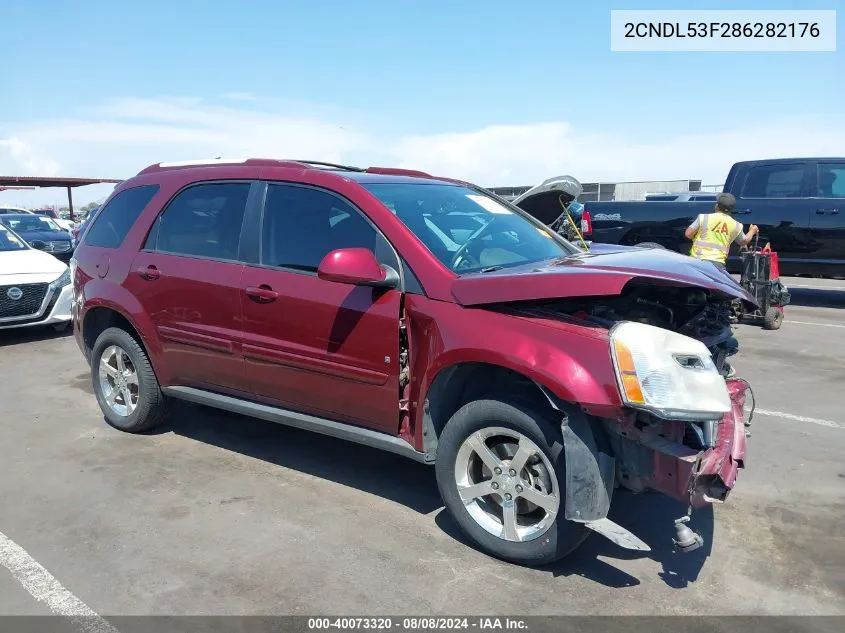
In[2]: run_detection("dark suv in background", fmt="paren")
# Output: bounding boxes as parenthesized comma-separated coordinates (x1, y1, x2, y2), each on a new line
(71, 158, 754, 565)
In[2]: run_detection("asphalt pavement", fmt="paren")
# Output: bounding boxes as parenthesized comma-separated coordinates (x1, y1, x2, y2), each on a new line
(0, 277, 843, 620)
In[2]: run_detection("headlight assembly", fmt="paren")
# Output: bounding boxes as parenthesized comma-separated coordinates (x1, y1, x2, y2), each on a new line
(610, 321, 731, 421)
(50, 267, 71, 288)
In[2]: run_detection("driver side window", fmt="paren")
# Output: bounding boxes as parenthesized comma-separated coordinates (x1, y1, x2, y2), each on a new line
(261, 184, 399, 273)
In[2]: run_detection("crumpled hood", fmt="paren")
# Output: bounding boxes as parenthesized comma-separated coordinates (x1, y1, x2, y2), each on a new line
(451, 243, 757, 307)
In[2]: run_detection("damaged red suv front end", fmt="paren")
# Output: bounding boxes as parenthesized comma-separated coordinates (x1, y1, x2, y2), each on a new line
(603, 376, 752, 508)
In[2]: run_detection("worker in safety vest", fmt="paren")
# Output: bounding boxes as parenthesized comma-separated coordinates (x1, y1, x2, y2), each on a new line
(684, 192, 759, 268)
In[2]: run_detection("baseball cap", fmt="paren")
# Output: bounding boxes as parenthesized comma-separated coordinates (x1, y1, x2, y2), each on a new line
(717, 192, 736, 210)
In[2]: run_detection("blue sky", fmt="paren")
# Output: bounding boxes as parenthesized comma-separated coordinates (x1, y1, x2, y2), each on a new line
(2, 0, 843, 206)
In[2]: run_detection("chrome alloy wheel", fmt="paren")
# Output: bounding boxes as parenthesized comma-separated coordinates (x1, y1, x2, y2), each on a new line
(454, 427, 560, 542)
(98, 344, 139, 417)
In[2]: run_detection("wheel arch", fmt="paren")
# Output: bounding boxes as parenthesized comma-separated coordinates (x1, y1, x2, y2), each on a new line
(80, 299, 170, 384)
(417, 359, 575, 461)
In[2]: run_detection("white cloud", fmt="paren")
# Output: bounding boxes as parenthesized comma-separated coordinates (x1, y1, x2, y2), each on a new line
(398, 120, 845, 187)
(0, 137, 61, 176)
(2, 96, 844, 208)
(220, 92, 259, 102)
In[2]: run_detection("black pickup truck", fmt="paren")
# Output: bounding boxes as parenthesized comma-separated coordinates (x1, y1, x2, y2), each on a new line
(516, 158, 845, 277)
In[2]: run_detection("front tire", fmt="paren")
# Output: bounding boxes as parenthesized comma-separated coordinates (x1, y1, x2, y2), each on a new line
(636, 241, 666, 249)
(90, 327, 168, 433)
(435, 399, 588, 566)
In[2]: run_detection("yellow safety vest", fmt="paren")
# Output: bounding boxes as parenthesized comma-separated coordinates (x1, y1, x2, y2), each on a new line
(689, 212, 742, 264)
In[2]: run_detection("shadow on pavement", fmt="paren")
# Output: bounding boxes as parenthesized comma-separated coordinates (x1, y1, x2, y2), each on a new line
(0, 324, 72, 348)
(159, 400, 714, 589)
(434, 489, 713, 589)
(784, 287, 845, 309)
(160, 400, 442, 515)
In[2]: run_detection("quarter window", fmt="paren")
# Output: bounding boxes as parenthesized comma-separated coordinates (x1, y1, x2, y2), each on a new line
(151, 183, 250, 260)
(84, 185, 159, 249)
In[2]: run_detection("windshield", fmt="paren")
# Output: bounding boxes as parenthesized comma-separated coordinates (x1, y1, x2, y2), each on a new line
(364, 183, 577, 273)
(0, 215, 64, 233)
(0, 225, 28, 252)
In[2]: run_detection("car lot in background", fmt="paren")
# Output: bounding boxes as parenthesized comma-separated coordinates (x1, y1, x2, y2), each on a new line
(1, 206, 76, 234)
(557, 157, 845, 278)
(0, 277, 843, 616)
(0, 222, 72, 331)
(71, 207, 98, 242)
(31, 208, 76, 233)
(0, 213, 75, 262)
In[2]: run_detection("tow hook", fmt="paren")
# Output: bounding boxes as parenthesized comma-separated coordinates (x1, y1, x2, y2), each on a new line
(673, 512, 704, 553)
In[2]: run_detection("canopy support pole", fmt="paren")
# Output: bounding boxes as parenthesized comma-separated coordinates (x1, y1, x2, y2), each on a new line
(67, 186, 74, 221)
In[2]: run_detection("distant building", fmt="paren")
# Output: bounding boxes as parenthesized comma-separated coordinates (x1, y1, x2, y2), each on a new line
(488, 179, 706, 202)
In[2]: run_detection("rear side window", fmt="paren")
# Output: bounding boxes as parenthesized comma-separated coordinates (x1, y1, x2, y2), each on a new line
(149, 182, 250, 261)
(742, 164, 809, 198)
(84, 185, 159, 248)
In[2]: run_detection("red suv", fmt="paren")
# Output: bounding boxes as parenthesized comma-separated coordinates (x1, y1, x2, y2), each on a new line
(72, 158, 755, 565)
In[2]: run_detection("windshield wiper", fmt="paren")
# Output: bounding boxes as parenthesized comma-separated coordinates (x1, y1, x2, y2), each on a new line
(479, 266, 504, 273)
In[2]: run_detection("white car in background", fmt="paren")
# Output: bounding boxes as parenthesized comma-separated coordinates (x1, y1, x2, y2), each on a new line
(0, 222, 73, 332)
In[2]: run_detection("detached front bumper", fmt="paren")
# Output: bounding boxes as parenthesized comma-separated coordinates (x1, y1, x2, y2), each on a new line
(604, 377, 753, 507)
(689, 378, 752, 506)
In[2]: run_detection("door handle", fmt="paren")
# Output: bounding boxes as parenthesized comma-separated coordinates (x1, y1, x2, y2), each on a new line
(245, 284, 278, 303)
(816, 208, 840, 215)
(137, 265, 160, 281)
(733, 209, 751, 215)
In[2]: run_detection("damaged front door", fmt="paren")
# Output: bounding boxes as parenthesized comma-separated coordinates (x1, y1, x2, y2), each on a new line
(240, 183, 403, 433)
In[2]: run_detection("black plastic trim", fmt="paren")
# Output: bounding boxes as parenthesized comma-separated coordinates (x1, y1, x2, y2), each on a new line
(161, 386, 430, 464)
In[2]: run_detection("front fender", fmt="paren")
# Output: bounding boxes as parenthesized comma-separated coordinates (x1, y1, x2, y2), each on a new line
(405, 295, 623, 452)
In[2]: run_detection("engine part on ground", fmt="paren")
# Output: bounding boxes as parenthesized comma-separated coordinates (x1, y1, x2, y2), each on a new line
(673, 514, 704, 553)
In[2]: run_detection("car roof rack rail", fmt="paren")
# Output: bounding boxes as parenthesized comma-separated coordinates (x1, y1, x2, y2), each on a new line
(287, 160, 366, 172)
(137, 158, 305, 175)
(137, 158, 434, 179)
(364, 167, 433, 177)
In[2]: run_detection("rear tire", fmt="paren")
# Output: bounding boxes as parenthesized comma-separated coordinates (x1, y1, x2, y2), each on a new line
(435, 398, 588, 567)
(763, 307, 783, 330)
(636, 241, 666, 249)
(90, 327, 168, 433)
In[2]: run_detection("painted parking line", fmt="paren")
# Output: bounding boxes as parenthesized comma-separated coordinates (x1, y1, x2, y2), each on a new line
(781, 283, 845, 290)
(755, 408, 842, 430)
(0, 530, 119, 633)
(785, 320, 845, 329)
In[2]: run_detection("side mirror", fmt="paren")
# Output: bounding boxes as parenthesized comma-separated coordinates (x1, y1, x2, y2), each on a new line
(30, 240, 47, 250)
(317, 248, 399, 289)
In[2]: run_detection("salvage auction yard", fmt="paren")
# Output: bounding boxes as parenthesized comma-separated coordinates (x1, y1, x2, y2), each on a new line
(1, 277, 843, 617)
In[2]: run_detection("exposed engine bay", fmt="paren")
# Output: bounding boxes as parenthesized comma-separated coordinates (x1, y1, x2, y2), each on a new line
(502, 280, 752, 553)
(514, 280, 740, 377)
